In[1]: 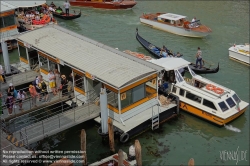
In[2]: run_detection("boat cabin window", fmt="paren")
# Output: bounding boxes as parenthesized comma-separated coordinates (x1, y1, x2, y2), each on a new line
(226, 97, 236, 108)
(218, 101, 229, 112)
(232, 94, 241, 103)
(74, 74, 84, 91)
(171, 85, 177, 93)
(186, 91, 201, 103)
(203, 99, 217, 110)
(49, 60, 57, 71)
(0, 18, 4, 29)
(179, 88, 185, 96)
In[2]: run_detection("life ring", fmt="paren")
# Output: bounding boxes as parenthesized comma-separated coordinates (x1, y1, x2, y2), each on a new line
(120, 132, 130, 143)
(206, 84, 216, 91)
(213, 87, 224, 94)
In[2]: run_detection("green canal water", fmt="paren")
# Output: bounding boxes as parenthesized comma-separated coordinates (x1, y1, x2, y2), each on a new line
(2, 1, 249, 165)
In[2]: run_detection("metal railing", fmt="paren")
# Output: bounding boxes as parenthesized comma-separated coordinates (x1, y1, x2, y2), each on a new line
(2, 90, 75, 133)
(15, 95, 100, 144)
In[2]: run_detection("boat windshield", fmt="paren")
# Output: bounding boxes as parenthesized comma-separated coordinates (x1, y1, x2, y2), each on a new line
(218, 101, 229, 112)
(232, 93, 241, 103)
(226, 97, 236, 108)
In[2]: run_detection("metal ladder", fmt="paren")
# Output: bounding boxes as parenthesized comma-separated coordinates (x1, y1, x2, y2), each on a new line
(151, 106, 160, 130)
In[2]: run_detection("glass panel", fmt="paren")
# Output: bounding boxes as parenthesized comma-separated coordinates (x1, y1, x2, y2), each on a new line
(186, 91, 201, 103)
(179, 88, 185, 96)
(174, 70, 184, 83)
(218, 101, 229, 112)
(226, 97, 236, 108)
(107, 91, 118, 109)
(132, 84, 145, 103)
(49, 60, 57, 71)
(0, 18, 4, 28)
(39, 56, 48, 71)
(146, 78, 157, 98)
(19, 45, 27, 59)
(232, 94, 241, 103)
(121, 89, 132, 109)
(74, 74, 84, 91)
(187, 66, 196, 77)
(203, 99, 217, 110)
(3, 15, 15, 27)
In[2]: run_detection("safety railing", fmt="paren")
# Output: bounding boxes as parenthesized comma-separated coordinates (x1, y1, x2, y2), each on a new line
(2, 90, 75, 133)
(15, 95, 100, 144)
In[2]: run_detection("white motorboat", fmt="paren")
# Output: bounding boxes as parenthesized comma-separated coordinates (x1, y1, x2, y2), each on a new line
(148, 58, 249, 126)
(140, 13, 212, 38)
(228, 43, 250, 65)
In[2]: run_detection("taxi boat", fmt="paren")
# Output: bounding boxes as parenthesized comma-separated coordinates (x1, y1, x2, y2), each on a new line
(148, 58, 249, 126)
(140, 13, 212, 38)
(228, 43, 250, 65)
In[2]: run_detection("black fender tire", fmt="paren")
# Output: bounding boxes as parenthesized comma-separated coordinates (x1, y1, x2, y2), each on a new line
(120, 132, 130, 143)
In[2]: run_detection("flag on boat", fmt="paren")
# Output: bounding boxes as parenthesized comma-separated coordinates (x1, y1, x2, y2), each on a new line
(236, 101, 240, 111)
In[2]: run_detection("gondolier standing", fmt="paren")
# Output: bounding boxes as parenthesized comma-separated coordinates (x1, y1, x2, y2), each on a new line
(195, 47, 202, 69)
(64, 0, 70, 16)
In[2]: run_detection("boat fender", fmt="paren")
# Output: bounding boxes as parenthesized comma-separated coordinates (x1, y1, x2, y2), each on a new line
(213, 87, 224, 94)
(129, 145, 135, 157)
(206, 84, 216, 91)
(120, 132, 129, 143)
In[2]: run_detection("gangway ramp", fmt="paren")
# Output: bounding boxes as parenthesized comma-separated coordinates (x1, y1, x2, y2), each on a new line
(12, 102, 100, 144)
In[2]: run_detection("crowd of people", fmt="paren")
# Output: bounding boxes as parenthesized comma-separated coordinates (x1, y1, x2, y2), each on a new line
(1, 68, 74, 116)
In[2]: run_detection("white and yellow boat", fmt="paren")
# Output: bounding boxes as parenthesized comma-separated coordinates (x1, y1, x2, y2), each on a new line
(228, 43, 249, 65)
(149, 58, 249, 126)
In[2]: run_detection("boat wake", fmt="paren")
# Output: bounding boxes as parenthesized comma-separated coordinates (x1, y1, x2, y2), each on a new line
(224, 124, 241, 132)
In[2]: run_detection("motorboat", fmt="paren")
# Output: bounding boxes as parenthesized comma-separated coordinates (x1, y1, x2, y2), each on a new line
(148, 58, 249, 126)
(228, 43, 250, 65)
(140, 13, 212, 38)
(69, 0, 137, 9)
(136, 29, 219, 74)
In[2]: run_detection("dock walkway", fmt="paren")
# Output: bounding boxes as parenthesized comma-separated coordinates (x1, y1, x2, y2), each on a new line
(11, 102, 100, 145)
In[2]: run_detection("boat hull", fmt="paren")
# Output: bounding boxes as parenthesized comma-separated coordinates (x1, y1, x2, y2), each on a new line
(69, 1, 137, 9)
(140, 18, 210, 38)
(180, 101, 247, 126)
(229, 50, 250, 65)
(53, 12, 81, 20)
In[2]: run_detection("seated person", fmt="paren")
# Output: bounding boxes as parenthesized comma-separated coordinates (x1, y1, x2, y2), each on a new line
(35, 14, 40, 21)
(50, 2, 56, 8)
(176, 52, 181, 57)
(49, 6, 55, 12)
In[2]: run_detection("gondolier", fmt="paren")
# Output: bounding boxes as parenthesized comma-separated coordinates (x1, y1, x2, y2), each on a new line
(64, 0, 70, 16)
(195, 47, 202, 69)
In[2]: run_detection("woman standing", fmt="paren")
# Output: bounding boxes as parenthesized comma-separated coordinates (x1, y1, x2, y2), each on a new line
(5, 93, 14, 116)
(61, 75, 68, 97)
(54, 69, 61, 94)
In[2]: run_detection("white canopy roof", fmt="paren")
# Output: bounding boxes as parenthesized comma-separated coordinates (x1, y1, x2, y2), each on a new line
(1, 1, 46, 13)
(147, 58, 190, 71)
(17, 25, 161, 89)
(158, 13, 187, 21)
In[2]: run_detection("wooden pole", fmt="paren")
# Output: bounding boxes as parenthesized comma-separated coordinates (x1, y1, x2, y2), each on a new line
(118, 149, 124, 166)
(108, 117, 115, 153)
(81, 129, 87, 166)
(135, 139, 142, 166)
(188, 158, 195, 166)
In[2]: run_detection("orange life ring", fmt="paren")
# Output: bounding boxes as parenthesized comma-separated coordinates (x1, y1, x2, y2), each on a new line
(213, 87, 224, 94)
(206, 84, 216, 91)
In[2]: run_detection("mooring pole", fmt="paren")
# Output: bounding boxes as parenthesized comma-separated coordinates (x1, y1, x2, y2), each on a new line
(135, 139, 142, 166)
(108, 117, 115, 153)
(188, 158, 195, 166)
(81, 129, 87, 165)
(118, 149, 124, 166)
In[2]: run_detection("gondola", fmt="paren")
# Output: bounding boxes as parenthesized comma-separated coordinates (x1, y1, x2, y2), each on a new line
(136, 28, 219, 74)
(52, 7, 81, 20)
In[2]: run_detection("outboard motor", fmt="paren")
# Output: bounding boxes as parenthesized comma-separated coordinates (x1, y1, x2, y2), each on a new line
(128, 145, 135, 161)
